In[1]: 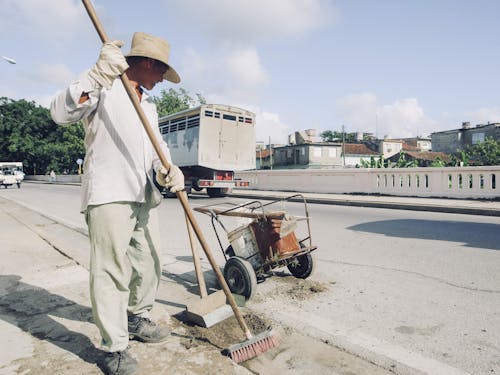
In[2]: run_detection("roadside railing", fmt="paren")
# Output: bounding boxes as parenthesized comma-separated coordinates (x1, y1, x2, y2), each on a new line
(236, 166, 500, 199)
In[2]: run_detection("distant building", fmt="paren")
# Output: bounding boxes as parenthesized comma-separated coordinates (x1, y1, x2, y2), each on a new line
(255, 147, 273, 169)
(343, 144, 380, 167)
(402, 137, 432, 151)
(379, 139, 404, 158)
(272, 142, 343, 168)
(431, 122, 500, 153)
(269, 142, 380, 169)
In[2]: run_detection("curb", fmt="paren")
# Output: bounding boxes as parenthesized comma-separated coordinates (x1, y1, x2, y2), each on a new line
(227, 191, 500, 217)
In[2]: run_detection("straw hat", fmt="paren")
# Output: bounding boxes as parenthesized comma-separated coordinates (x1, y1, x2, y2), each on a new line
(126, 32, 180, 83)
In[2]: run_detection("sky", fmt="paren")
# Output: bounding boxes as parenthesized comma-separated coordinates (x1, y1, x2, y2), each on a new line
(1, 0, 499, 145)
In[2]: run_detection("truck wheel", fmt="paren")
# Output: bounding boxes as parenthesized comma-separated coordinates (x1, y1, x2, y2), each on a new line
(223, 256, 257, 299)
(192, 180, 203, 192)
(287, 252, 314, 279)
(207, 187, 230, 198)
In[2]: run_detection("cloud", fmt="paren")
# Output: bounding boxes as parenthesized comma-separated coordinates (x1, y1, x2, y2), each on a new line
(466, 107, 500, 125)
(165, 0, 336, 42)
(226, 47, 268, 87)
(179, 45, 269, 101)
(35, 64, 76, 86)
(206, 103, 289, 145)
(336, 93, 437, 138)
(0, 0, 88, 44)
(166, 0, 337, 144)
(253, 109, 291, 145)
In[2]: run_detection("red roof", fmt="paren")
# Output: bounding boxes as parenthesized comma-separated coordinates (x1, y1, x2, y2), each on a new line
(256, 149, 273, 158)
(344, 143, 379, 155)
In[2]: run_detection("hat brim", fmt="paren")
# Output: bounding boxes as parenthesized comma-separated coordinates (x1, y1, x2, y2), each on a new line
(163, 65, 181, 84)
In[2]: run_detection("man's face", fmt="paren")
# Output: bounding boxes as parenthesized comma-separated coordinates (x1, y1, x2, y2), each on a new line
(142, 59, 169, 90)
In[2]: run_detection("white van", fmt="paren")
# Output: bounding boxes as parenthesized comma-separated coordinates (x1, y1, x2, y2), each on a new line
(0, 169, 21, 188)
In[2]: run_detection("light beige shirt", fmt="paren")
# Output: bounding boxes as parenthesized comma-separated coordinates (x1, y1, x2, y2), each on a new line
(50, 72, 171, 212)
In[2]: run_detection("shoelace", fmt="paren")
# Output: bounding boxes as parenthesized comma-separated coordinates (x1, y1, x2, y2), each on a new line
(136, 317, 155, 329)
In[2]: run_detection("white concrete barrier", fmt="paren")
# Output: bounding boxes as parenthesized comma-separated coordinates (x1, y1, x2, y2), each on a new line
(236, 166, 500, 199)
(25, 175, 82, 184)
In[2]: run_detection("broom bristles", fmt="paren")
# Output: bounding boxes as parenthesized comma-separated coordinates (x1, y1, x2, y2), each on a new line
(223, 329, 279, 363)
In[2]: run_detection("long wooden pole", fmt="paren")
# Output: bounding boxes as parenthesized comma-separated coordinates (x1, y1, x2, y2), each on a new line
(82, 0, 252, 339)
(184, 214, 208, 298)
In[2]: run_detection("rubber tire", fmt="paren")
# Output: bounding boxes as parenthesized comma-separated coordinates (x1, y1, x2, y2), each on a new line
(225, 245, 235, 257)
(287, 252, 314, 279)
(223, 256, 257, 299)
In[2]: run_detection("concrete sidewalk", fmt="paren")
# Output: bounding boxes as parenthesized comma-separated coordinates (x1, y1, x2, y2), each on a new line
(0, 197, 249, 375)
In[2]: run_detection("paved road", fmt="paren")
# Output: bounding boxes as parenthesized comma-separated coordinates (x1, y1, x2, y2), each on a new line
(1, 182, 499, 374)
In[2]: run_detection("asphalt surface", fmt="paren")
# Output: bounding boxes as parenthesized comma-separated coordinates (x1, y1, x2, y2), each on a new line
(1, 183, 498, 374)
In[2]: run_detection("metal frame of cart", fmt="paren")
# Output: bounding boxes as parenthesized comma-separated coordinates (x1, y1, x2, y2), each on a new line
(193, 194, 318, 299)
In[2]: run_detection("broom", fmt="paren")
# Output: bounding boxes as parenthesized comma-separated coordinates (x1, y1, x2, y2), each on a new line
(81, 0, 278, 363)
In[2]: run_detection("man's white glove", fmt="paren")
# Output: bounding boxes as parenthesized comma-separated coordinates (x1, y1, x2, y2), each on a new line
(88, 40, 129, 90)
(156, 165, 184, 192)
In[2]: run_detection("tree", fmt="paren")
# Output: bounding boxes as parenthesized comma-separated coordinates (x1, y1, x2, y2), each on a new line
(0, 97, 84, 174)
(0, 89, 207, 175)
(320, 130, 338, 142)
(464, 137, 500, 166)
(320, 129, 357, 143)
(153, 88, 206, 117)
(395, 151, 418, 168)
(359, 155, 386, 168)
(430, 156, 446, 167)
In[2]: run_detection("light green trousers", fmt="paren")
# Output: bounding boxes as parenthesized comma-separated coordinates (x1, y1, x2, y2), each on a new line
(85, 200, 161, 352)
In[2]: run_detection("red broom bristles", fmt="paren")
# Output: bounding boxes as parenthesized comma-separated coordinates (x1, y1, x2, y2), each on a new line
(224, 329, 279, 363)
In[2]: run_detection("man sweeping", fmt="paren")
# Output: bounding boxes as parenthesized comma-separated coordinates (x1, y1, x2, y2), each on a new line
(51, 32, 184, 375)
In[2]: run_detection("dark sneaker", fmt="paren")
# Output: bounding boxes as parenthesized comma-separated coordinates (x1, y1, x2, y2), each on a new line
(128, 315, 170, 343)
(100, 350, 138, 375)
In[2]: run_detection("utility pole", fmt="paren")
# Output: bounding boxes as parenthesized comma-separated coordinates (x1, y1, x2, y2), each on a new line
(269, 136, 273, 170)
(342, 124, 346, 167)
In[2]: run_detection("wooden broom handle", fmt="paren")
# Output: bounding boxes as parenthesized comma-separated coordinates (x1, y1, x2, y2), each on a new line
(82, 0, 252, 339)
(185, 214, 208, 298)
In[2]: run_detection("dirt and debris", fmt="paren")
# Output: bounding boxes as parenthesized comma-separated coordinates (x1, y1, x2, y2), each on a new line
(267, 274, 330, 301)
(177, 311, 272, 350)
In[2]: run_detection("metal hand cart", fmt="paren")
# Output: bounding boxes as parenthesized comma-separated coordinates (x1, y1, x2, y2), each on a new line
(193, 194, 318, 299)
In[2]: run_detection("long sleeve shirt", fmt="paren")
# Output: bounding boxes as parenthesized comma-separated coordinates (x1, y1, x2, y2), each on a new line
(50, 72, 171, 212)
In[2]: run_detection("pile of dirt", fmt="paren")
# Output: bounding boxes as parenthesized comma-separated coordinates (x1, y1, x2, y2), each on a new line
(271, 275, 329, 301)
(177, 311, 272, 350)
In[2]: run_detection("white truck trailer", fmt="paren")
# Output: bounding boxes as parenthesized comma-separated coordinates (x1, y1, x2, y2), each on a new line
(158, 104, 256, 197)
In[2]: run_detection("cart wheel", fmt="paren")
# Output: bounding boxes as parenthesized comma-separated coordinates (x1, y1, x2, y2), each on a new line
(225, 245, 235, 257)
(287, 252, 314, 279)
(223, 256, 257, 299)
